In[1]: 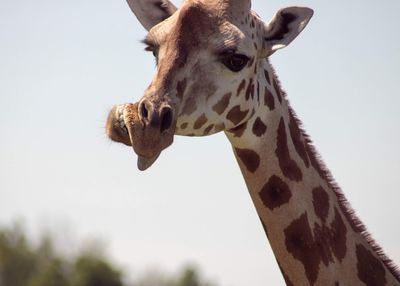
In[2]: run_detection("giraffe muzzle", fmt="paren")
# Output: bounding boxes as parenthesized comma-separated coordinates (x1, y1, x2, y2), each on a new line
(106, 102, 175, 170)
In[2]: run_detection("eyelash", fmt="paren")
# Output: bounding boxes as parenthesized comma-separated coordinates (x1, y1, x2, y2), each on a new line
(145, 46, 158, 64)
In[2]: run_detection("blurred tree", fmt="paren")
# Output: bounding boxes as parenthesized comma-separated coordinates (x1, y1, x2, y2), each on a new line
(175, 266, 216, 286)
(177, 267, 201, 286)
(27, 258, 69, 286)
(71, 254, 123, 286)
(0, 223, 218, 286)
(0, 223, 37, 286)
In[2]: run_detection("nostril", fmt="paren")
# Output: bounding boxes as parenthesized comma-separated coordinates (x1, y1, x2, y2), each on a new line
(140, 102, 149, 121)
(160, 107, 173, 133)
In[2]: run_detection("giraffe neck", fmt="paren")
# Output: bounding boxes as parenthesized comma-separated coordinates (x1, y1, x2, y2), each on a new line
(225, 60, 400, 285)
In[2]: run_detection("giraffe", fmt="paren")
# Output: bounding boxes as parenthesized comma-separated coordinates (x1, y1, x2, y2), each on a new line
(105, 0, 400, 285)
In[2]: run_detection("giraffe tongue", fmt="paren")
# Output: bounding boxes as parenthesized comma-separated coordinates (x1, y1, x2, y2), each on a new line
(137, 153, 160, 171)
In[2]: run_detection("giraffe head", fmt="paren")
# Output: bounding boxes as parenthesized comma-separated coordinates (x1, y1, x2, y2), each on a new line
(106, 0, 313, 170)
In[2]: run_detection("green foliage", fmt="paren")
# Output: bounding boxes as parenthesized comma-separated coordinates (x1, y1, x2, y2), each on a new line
(0, 223, 218, 286)
(0, 224, 37, 286)
(71, 254, 123, 286)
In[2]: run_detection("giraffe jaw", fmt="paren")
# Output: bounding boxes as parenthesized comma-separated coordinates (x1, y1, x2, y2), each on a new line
(106, 103, 172, 171)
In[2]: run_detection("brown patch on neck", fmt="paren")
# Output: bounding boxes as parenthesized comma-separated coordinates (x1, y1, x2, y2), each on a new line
(284, 212, 320, 285)
(180, 122, 188, 129)
(252, 117, 267, 137)
(273, 78, 283, 103)
(264, 69, 271, 85)
(204, 124, 214, 135)
(275, 118, 302, 182)
(226, 105, 249, 125)
(247, 56, 255, 67)
(228, 121, 247, 138)
(245, 78, 254, 100)
(330, 208, 347, 262)
(235, 148, 260, 173)
(237, 79, 246, 96)
(259, 175, 292, 210)
(313, 223, 334, 266)
(193, 113, 208, 129)
(264, 86, 275, 110)
(356, 244, 387, 286)
(212, 93, 231, 115)
(312, 186, 329, 222)
(180, 96, 197, 116)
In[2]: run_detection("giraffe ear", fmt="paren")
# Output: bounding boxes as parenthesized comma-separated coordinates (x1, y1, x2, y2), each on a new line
(262, 7, 313, 57)
(126, 0, 177, 31)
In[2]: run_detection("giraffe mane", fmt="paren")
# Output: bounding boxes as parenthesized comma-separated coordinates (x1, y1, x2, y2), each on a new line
(269, 61, 400, 281)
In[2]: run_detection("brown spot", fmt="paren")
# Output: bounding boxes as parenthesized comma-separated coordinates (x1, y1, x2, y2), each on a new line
(273, 78, 283, 103)
(312, 186, 329, 222)
(180, 122, 188, 129)
(356, 244, 386, 286)
(264, 87, 275, 110)
(204, 124, 214, 135)
(264, 69, 271, 85)
(180, 96, 197, 116)
(229, 121, 247, 137)
(237, 79, 246, 96)
(284, 213, 320, 285)
(252, 117, 267, 137)
(245, 78, 254, 100)
(330, 208, 347, 262)
(176, 78, 187, 99)
(253, 42, 258, 50)
(313, 223, 334, 266)
(235, 148, 260, 173)
(259, 175, 292, 210)
(247, 57, 255, 68)
(289, 111, 310, 167)
(212, 93, 231, 115)
(275, 118, 302, 181)
(256, 82, 260, 103)
(193, 113, 207, 129)
(226, 105, 249, 125)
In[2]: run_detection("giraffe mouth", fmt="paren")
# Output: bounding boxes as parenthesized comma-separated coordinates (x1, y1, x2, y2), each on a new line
(106, 103, 172, 170)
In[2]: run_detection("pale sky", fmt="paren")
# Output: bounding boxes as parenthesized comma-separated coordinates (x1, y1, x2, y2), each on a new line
(1, 0, 399, 285)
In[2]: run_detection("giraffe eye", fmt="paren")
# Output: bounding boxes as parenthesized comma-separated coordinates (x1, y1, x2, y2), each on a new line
(222, 54, 250, 72)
